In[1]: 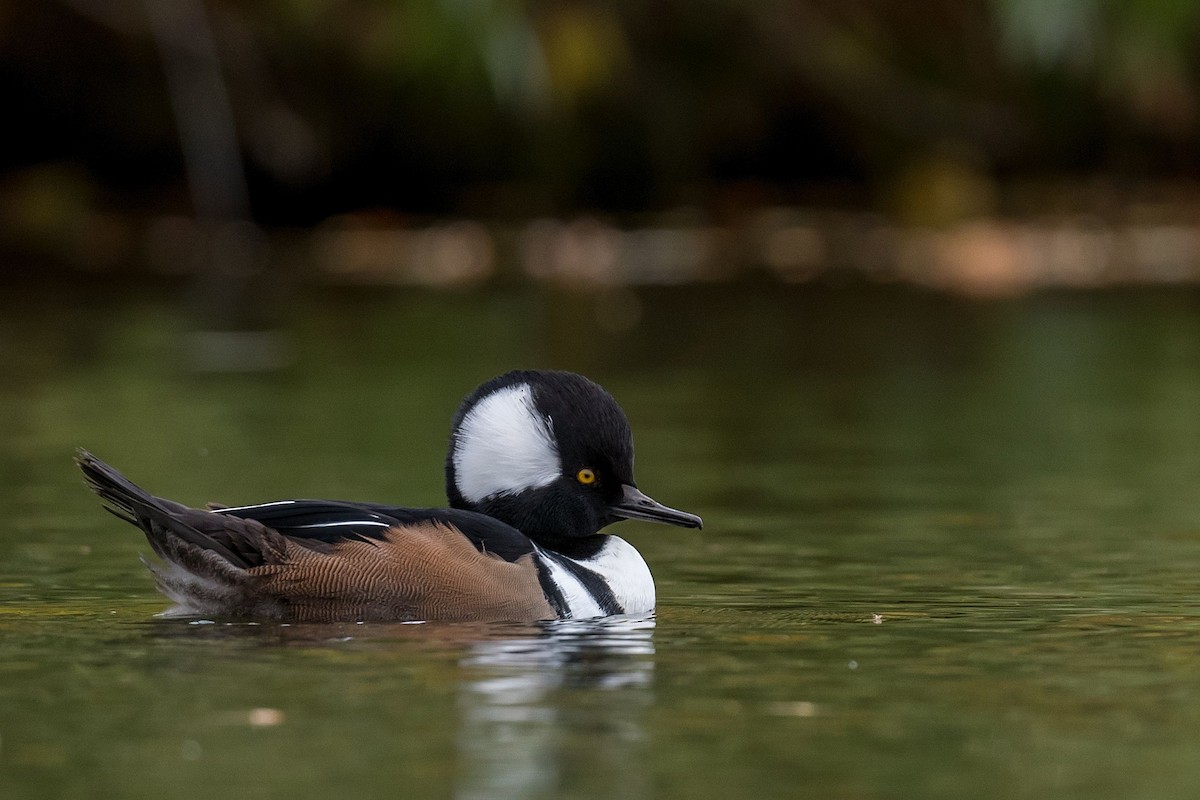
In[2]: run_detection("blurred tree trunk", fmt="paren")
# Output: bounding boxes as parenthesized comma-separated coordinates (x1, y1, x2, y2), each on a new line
(145, 0, 286, 371)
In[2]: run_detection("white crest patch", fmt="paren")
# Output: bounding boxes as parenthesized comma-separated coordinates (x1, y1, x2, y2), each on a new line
(453, 382, 561, 503)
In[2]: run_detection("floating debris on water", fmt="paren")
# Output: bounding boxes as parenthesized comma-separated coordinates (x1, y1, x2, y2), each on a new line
(180, 739, 202, 761)
(766, 701, 818, 718)
(248, 708, 285, 727)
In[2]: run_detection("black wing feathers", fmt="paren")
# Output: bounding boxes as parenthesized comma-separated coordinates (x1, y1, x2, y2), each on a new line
(214, 501, 394, 545)
(216, 501, 538, 563)
(361, 503, 538, 562)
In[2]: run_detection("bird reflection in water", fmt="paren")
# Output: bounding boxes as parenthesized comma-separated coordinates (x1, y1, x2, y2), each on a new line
(455, 613, 656, 800)
(142, 611, 655, 798)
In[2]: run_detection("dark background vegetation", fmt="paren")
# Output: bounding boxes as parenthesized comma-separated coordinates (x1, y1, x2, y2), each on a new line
(4, 0, 1200, 288)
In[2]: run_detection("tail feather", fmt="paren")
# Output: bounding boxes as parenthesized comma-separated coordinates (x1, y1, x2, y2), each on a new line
(76, 450, 268, 617)
(76, 449, 250, 569)
(77, 449, 150, 526)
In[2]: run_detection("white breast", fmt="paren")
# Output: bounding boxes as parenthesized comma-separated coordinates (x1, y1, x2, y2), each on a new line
(537, 537, 655, 619)
(585, 536, 656, 614)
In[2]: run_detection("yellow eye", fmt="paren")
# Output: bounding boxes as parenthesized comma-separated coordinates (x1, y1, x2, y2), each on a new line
(576, 468, 597, 485)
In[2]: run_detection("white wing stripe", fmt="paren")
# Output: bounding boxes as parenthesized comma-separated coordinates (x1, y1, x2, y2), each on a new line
(216, 500, 297, 513)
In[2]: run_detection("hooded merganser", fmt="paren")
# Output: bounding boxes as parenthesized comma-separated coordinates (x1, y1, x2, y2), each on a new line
(76, 370, 702, 623)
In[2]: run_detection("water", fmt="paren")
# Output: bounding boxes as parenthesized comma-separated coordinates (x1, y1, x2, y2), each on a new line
(3, 282, 1200, 799)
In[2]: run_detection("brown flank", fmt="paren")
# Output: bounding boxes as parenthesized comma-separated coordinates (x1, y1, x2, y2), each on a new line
(251, 522, 556, 623)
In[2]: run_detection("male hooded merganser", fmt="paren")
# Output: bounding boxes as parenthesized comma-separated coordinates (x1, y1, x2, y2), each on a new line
(76, 370, 702, 623)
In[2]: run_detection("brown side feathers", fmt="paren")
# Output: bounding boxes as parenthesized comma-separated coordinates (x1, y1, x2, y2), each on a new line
(249, 521, 556, 623)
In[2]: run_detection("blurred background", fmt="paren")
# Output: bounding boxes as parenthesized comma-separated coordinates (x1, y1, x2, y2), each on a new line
(6, 0, 1200, 299)
(8, 5, 1200, 800)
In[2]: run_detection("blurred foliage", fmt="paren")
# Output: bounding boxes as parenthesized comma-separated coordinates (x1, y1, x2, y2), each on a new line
(4, 0, 1200, 226)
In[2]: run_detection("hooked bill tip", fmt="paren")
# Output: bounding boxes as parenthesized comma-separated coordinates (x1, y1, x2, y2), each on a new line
(611, 484, 703, 529)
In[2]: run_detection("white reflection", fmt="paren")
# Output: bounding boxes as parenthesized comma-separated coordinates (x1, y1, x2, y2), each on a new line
(455, 613, 655, 800)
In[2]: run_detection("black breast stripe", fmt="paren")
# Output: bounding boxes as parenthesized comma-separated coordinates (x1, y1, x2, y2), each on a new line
(541, 552, 623, 616)
(535, 561, 569, 618)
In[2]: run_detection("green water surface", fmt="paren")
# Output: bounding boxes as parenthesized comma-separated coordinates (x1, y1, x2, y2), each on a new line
(3, 283, 1200, 799)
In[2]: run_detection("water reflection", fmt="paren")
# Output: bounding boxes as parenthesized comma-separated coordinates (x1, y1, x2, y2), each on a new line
(456, 613, 656, 800)
(138, 611, 656, 799)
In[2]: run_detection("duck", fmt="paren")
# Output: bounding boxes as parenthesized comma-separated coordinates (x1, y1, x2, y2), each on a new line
(76, 369, 702, 623)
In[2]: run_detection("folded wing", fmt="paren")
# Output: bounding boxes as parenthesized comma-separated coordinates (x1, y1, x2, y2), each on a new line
(77, 452, 556, 622)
